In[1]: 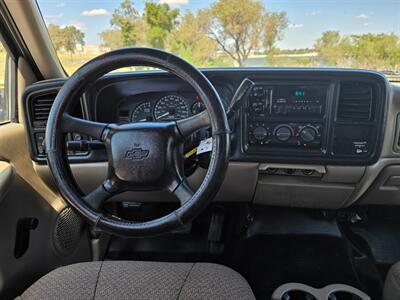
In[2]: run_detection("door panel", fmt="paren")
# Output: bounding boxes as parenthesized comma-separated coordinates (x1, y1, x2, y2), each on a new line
(0, 123, 91, 299)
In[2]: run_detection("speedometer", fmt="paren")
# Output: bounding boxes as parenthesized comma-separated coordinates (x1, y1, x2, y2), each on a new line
(131, 102, 153, 122)
(154, 95, 189, 121)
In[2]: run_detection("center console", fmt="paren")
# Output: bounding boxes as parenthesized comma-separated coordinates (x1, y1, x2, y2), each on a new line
(235, 72, 387, 166)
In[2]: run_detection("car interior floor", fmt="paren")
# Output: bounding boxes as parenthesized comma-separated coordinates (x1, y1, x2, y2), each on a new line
(95, 203, 400, 299)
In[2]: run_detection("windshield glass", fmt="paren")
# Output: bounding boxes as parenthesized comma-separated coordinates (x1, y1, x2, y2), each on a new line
(37, 0, 400, 75)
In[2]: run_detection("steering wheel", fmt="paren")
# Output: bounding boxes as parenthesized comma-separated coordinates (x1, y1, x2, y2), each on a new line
(45, 48, 230, 237)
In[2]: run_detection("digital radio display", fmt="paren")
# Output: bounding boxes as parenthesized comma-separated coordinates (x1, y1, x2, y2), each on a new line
(271, 85, 327, 116)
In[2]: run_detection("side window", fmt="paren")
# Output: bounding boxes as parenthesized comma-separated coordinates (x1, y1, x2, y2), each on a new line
(0, 41, 10, 123)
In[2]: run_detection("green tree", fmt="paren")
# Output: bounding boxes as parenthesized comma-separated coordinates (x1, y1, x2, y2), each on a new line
(144, 1, 179, 49)
(62, 26, 85, 54)
(167, 10, 218, 66)
(47, 24, 85, 55)
(314, 31, 351, 66)
(100, 29, 124, 50)
(350, 33, 400, 71)
(263, 12, 288, 52)
(206, 0, 288, 66)
(110, 0, 142, 46)
(47, 24, 65, 51)
(314, 31, 400, 71)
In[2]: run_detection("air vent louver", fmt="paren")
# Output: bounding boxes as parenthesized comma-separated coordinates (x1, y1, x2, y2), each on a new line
(337, 82, 373, 121)
(31, 94, 56, 127)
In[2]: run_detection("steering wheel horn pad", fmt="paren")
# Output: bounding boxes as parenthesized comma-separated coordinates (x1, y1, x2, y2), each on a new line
(104, 122, 175, 186)
(46, 48, 230, 237)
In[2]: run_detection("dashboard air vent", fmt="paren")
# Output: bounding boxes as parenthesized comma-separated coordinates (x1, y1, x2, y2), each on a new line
(337, 82, 373, 121)
(31, 94, 56, 127)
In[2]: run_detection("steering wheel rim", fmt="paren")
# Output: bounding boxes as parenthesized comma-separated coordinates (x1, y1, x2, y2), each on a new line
(46, 48, 230, 237)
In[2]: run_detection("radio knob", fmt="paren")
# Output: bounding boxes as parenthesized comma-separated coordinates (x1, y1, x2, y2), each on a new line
(253, 126, 268, 141)
(299, 126, 317, 143)
(275, 125, 293, 142)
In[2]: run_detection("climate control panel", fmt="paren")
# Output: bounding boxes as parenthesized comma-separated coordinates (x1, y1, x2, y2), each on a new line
(244, 82, 327, 154)
(248, 122, 322, 148)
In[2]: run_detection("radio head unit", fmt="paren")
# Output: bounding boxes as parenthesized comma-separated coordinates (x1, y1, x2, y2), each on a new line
(271, 85, 326, 116)
(244, 83, 328, 152)
(247, 84, 328, 117)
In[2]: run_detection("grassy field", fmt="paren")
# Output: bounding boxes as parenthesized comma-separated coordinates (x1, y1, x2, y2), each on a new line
(58, 52, 400, 78)
(58, 52, 171, 74)
(57, 51, 315, 75)
(57, 52, 98, 75)
(0, 50, 398, 81)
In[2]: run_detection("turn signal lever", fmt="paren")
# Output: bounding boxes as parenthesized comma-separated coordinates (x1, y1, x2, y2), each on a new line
(226, 78, 255, 119)
(66, 140, 104, 151)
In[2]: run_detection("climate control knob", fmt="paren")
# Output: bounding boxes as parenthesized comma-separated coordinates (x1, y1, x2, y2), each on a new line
(299, 126, 318, 143)
(275, 125, 293, 142)
(253, 126, 268, 141)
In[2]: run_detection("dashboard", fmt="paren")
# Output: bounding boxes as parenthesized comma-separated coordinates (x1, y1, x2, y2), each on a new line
(22, 68, 400, 210)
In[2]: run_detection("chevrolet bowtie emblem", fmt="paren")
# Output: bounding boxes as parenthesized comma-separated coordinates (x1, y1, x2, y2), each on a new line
(125, 148, 150, 161)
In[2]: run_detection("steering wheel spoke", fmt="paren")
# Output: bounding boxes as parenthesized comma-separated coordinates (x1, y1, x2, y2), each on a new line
(173, 180, 194, 206)
(62, 113, 108, 141)
(84, 180, 116, 210)
(176, 110, 210, 139)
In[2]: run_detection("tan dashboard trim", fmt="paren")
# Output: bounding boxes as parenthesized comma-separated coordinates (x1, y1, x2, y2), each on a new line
(0, 123, 64, 211)
(35, 161, 259, 204)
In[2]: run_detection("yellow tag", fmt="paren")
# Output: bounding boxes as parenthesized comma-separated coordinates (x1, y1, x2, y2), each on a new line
(184, 147, 197, 159)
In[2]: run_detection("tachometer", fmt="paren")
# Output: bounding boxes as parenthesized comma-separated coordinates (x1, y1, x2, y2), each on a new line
(131, 102, 153, 122)
(154, 95, 189, 121)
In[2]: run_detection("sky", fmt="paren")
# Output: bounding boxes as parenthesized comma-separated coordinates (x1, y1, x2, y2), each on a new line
(37, 0, 400, 50)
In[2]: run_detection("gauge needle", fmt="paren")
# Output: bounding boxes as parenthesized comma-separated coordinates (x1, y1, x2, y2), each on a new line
(138, 118, 147, 122)
(156, 112, 170, 120)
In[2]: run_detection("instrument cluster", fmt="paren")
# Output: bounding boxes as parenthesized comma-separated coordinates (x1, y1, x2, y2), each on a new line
(117, 92, 206, 123)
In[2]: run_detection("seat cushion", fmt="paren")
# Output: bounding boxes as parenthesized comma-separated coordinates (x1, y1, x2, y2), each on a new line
(18, 261, 255, 300)
(383, 261, 400, 300)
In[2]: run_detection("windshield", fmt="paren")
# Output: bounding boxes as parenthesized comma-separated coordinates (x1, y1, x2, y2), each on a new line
(37, 0, 400, 76)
